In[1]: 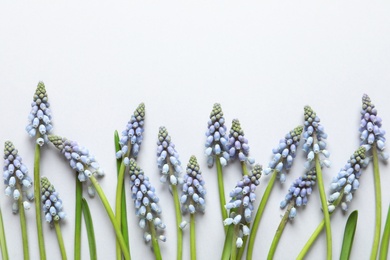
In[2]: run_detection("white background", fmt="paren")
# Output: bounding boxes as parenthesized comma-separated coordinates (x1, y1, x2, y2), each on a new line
(1, 1, 390, 259)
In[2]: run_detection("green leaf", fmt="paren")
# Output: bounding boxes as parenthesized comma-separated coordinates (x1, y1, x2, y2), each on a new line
(0, 206, 9, 260)
(340, 210, 358, 260)
(379, 205, 390, 260)
(82, 198, 97, 260)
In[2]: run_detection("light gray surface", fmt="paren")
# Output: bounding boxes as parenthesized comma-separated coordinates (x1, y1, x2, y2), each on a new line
(0, 2, 390, 259)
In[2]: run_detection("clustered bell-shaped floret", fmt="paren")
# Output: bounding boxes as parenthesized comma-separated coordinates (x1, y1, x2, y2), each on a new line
(227, 119, 254, 166)
(41, 177, 66, 224)
(328, 147, 369, 213)
(205, 103, 230, 167)
(48, 135, 104, 197)
(223, 165, 262, 248)
(117, 103, 145, 159)
(128, 159, 166, 243)
(280, 169, 316, 220)
(263, 126, 303, 183)
(3, 141, 34, 214)
(26, 82, 53, 146)
(360, 94, 388, 160)
(181, 156, 206, 214)
(156, 127, 182, 186)
(302, 106, 330, 170)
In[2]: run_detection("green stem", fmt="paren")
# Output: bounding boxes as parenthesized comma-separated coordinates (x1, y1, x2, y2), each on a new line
(267, 201, 294, 260)
(16, 182, 29, 260)
(89, 175, 131, 260)
(241, 161, 249, 176)
(115, 160, 127, 260)
(54, 221, 67, 260)
(0, 206, 9, 260)
(221, 223, 235, 260)
(34, 141, 46, 260)
(75, 175, 82, 260)
(379, 205, 390, 260)
(370, 144, 381, 260)
(190, 213, 196, 260)
(315, 153, 332, 260)
(216, 156, 228, 233)
(82, 198, 97, 260)
(246, 169, 278, 260)
(171, 184, 183, 260)
(147, 207, 162, 260)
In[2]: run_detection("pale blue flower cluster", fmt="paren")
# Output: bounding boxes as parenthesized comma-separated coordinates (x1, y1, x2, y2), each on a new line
(156, 127, 182, 186)
(303, 106, 330, 169)
(360, 94, 388, 160)
(227, 119, 254, 165)
(117, 103, 145, 159)
(181, 156, 206, 214)
(328, 147, 369, 213)
(205, 103, 230, 167)
(223, 165, 262, 248)
(48, 135, 104, 197)
(128, 159, 166, 243)
(263, 126, 303, 183)
(26, 82, 53, 146)
(3, 141, 34, 213)
(280, 169, 316, 220)
(41, 177, 66, 224)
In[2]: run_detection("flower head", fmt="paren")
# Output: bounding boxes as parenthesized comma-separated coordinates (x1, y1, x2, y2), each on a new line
(117, 103, 145, 159)
(360, 94, 387, 160)
(303, 106, 330, 169)
(280, 169, 316, 220)
(26, 82, 53, 146)
(327, 146, 369, 213)
(41, 177, 66, 224)
(128, 159, 166, 243)
(181, 156, 206, 214)
(3, 141, 34, 213)
(205, 103, 230, 167)
(263, 126, 303, 183)
(224, 165, 262, 247)
(48, 135, 104, 197)
(156, 127, 182, 185)
(227, 119, 254, 165)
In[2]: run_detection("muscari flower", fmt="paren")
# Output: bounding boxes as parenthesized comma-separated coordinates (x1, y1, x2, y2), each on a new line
(360, 94, 388, 160)
(48, 135, 104, 197)
(205, 103, 230, 167)
(181, 156, 206, 214)
(3, 141, 34, 213)
(227, 119, 255, 166)
(302, 106, 330, 169)
(116, 103, 145, 159)
(328, 146, 369, 213)
(280, 169, 316, 220)
(41, 177, 66, 224)
(224, 165, 262, 247)
(26, 82, 53, 146)
(156, 127, 182, 186)
(263, 126, 303, 183)
(128, 158, 166, 243)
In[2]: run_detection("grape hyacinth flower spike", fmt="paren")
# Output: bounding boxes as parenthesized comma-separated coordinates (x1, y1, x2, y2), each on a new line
(41, 177, 67, 259)
(221, 165, 262, 260)
(48, 135, 130, 259)
(3, 141, 34, 259)
(26, 82, 53, 260)
(359, 94, 387, 259)
(128, 159, 165, 259)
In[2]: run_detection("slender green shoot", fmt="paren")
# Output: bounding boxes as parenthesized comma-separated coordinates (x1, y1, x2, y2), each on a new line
(216, 155, 228, 233)
(34, 138, 46, 260)
(0, 206, 9, 260)
(221, 218, 235, 260)
(340, 210, 358, 260)
(379, 205, 390, 260)
(147, 206, 162, 260)
(82, 198, 96, 260)
(54, 221, 67, 260)
(75, 175, 83, 260)
(190, 214, 196, 260)
(89, 175, 131, 260)
(315, 153, 332, 260)
(171, 183, 183, 260)
(370, 145, 382, 260)
(16, 182, 29, 260)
